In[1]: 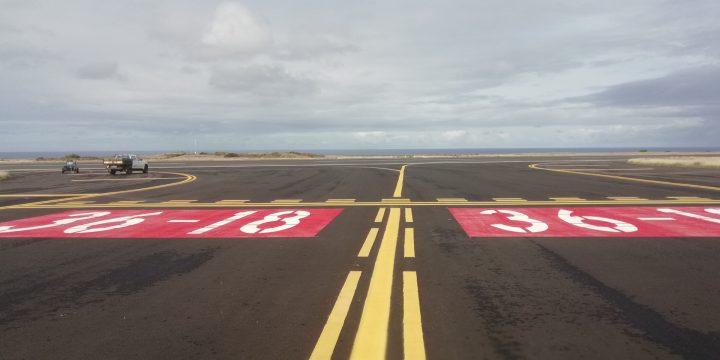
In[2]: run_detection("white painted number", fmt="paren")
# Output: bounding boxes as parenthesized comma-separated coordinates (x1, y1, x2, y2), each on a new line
(241, 210, 311, 234)
(558, 209, 637, 233)
(657, 208, 720, 224)
(0, 212, 111, 233)
(64, 212, 163, 234)
(479, 209, 548, 233)
(188, 211, 257, 235)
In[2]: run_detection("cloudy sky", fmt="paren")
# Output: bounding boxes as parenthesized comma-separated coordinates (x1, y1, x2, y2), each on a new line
(1, 0, 718, 151)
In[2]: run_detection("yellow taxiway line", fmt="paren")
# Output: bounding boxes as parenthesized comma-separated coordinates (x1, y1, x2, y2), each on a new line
(393, 165, 407, 198)
(351, 208, 401, 359)
(309, 271, 363, 360)
(530, 163, 720, 192)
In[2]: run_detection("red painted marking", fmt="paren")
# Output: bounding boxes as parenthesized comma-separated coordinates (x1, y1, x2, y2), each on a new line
(0, 209, 342, 238)
(449, 206, 720, 237)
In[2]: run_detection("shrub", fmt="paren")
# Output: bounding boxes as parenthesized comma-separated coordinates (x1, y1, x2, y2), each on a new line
(224, 152, 240, 158)
(65, 153, 81, 159)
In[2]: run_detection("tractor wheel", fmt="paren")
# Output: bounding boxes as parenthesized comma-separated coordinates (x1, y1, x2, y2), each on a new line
(110, 169, 116, 175)
(76, 169, 80, 174)
(143, 165, 148, 174)
(127, 168, 133, 175)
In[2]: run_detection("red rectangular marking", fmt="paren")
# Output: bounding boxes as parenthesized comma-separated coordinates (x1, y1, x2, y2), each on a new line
(0, 209, 343, 238)
(449, 206, 720, 237)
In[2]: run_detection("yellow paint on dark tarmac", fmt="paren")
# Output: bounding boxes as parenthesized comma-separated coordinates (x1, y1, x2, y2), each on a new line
(310, 271, 362, 360)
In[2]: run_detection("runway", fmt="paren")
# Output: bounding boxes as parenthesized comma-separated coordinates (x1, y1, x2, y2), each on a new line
(1, 155, 719, 359)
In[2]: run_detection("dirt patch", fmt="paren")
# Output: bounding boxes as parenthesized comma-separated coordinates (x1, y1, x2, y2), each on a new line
(628, 156, 720, 169)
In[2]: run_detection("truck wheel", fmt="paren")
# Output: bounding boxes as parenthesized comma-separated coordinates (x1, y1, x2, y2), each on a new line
(127, 168, 133, 175)
(110, 170, 116, 175)
(76, 169, 80, 173)
(62, 170, 65, 174)
(143, 165, 148, 174)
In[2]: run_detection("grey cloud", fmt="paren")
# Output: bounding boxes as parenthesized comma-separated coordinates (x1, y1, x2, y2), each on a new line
(581, 66, 720, 108)
(76, 62, 121, 80)
(209, 64, 318, 96)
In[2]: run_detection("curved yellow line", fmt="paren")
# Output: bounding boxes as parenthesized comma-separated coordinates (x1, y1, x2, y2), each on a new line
(529, 163, 720, 192)
(2, 172, 197, 209)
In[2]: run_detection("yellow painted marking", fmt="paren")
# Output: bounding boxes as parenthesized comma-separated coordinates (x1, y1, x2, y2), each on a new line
(326, 198, 356, 202)
(214, 199, 250, 203)
(374, 208, 386, 223)
(382, 198, 411, 203)
(436, 198, 467, 202)
(108, 200, 146, 205)
(358, 228, 380, 257)
(1, 172, 196, 211)
(492, 198, 527, 202)
(667, 196, 710, 200)
(71, 177, 185, 182)
(405, 208, 414, 223)
(0, 194, 99, 197)
(404, 228, 415, 258)
(165, 199, 197, 202)
(550, 197, 587, 201)
(58, 201, 96, 205)
(393, 165, 407, 198)
(403, 271, 426, 360)
(351, 208, 400, 360)
(530, 163, 720, 192)
(607, 196, 647, 200)
(310, 271, 362, 360)
(271, 199, 303, 203)
(7, 199, 720, 209)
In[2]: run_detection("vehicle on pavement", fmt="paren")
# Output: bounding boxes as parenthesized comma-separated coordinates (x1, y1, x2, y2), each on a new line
(103, 154, 148, 175)
(61, 160, 80, 174)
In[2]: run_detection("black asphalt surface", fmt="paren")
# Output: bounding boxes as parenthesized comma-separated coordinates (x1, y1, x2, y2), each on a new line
(1, 156, 719, 359)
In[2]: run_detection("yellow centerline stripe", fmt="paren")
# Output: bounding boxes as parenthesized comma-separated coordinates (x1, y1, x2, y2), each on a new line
(351, 208, 401, 360)
(405, 208, 414, 223)
(310, 271, 362, 360)
(393, 165, 407, 198)
(530, 163, 720, 192)
(404, 228, 415, 258)
(403, 271, 426, 360)
(358, 228, 380, 257)
(374, 208, 386, 222)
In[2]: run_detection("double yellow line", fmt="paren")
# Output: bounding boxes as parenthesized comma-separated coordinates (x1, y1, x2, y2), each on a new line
(311, 207, 425, 360)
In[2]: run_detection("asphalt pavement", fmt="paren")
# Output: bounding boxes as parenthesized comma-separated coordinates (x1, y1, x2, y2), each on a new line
(1, 156, 719, 359)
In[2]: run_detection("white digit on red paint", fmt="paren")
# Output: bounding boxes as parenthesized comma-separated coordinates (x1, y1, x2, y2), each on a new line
(64, 212, 163, 234)
(479, 209, 548, 233)
(0, 212, 111, 233)
(187, 211, 257, 235)
(657, 208, 720, 224)
(558, 209, 637, 233)
(241, 210, 310, 234)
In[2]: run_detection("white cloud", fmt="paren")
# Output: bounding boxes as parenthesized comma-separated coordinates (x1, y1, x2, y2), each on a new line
(201, 2, 271, 55)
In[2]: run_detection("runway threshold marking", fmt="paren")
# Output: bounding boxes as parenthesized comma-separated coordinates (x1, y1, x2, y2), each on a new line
(310, 271, 362, 360)
(530, 163, 720, 192)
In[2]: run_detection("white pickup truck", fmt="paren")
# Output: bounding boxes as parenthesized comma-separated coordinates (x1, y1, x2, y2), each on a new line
(103, 154, 149, 175)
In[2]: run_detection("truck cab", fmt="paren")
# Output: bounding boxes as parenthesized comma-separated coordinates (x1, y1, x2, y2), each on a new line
(103, 154, 149, 175)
